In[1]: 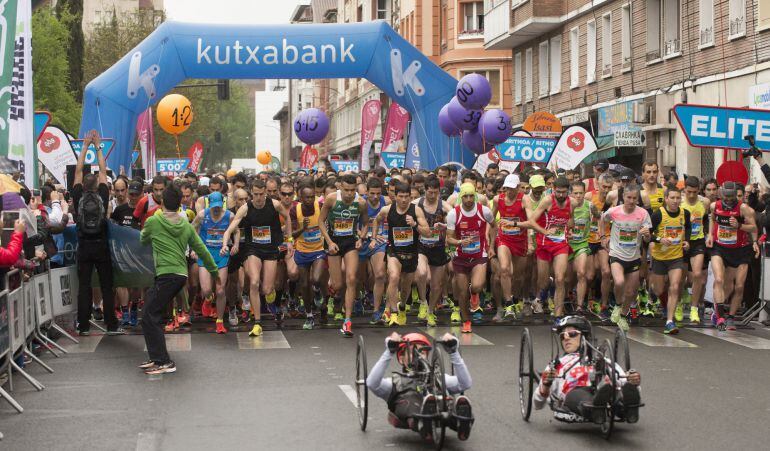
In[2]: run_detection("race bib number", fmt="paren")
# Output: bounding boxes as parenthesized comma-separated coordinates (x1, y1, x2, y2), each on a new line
(664, 225, 682, 245)
(420, 227, 441, 246)
(239, 227, 246, 243)
(205, 227, 225, 248)
(546, 224, 566, 243)
(252, 226, 272, 245)
(691, 217, 702, 236)
(392, 226, 414, 247)
(333, 217, 354, 237)
(500, 217, 521, 236)
(303, 225, 322, 243)
(589, 221, 600, 235)
(618, 227, 637, 247)
(366, 218, 375, 238)
(571, 218, 589, 241)
(716, 225, 737, 245)
(461, 232, 481, 254)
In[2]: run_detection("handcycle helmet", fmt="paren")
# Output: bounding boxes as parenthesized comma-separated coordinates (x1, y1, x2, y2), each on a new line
(396, 333, 432, 367)
(554, 316, 592, 340)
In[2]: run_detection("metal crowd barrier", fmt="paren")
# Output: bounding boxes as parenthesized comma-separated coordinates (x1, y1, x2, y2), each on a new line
(0, 263, 79, 416)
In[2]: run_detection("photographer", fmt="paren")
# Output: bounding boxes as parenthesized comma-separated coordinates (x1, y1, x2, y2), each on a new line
(746, 135, 770, 184)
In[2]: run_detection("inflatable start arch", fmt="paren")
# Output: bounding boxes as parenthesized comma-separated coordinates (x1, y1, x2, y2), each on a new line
(80, 21, 474, 172)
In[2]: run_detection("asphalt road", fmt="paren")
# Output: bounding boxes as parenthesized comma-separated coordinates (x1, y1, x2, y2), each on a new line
(2, 316, 770, 451)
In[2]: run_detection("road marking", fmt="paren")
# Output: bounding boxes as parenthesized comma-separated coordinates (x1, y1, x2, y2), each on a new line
(135, 432, 157, 451)
(600, 326, 698, 348)
(144, 334, 191, 352)
(420, 327, 494, 346)
(237, 331, 290, 349)
(61, 335, 104, 353)
(338, 384, 358, 407)
(689, 328, 770, 349)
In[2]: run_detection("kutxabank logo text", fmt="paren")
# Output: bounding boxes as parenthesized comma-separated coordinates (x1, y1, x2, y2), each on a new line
(196, 37, 356, 65)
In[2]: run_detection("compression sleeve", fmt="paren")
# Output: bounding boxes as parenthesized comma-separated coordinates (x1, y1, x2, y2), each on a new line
(366, 349, 394, 400)
(683, 209, 692, 241)
(445, 351, 472, 395)
(650, 210, 662, 242)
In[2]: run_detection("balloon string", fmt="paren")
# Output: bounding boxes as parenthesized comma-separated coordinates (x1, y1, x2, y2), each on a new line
(175, 135, 181, 158)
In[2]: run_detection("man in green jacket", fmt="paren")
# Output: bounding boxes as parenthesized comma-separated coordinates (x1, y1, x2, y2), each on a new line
(139, 185, 218, 375)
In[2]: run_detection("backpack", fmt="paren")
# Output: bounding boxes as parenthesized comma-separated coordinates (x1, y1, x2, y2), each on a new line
(78, 191, 105, 237)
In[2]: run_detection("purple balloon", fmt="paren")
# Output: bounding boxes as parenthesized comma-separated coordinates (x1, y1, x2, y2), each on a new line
(462, 128, 493, 155)
(439, 104, 461, 136)
(447, 97, 482, 131)
(479, 109, 512, 145)
(456, 73, 492, 110)
(294, 108, 329, 145)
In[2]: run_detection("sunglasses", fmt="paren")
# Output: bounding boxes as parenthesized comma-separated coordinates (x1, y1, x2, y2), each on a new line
(280, 191, 293, 196)
(560, 330, 581, 340)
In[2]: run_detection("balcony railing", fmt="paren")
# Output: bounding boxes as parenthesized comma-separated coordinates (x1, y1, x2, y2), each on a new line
(483, 0, 510, 46)
(700, 26, 713, 46)
(729, 16, 745, 37)
(664, 38, 680, 57)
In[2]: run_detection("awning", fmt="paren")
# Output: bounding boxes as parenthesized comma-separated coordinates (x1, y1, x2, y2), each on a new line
(582, 135, 616, 164)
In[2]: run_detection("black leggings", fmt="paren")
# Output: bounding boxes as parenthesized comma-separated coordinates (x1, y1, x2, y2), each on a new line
(564, 387, 594, 417)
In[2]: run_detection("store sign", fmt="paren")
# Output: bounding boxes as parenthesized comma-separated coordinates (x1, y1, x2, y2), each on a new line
(598, 101, 641, 137)
(560, 111, 589, 127)
(749, 82, 770, 109)
(613, 130, 646, 147)
(673, 104, 770, 150)
(497, 136, 557, 163)
(523, 111, 562, 138)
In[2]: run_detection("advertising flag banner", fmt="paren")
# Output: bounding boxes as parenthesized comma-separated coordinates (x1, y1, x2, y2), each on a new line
(300, 144, 319, 169)
(360, 99, 380, 169)
(673, 104, 770, 151)
(7, 0, 35, 186)
(547, 125, 598, 170)
(187, 140, 204, 172)
(37, 125, 77, 186)
(0, 1, 18, 158)
(381, 101, 409, 153)
(136, 108, 156, 177)
(404, 121, 420, 169)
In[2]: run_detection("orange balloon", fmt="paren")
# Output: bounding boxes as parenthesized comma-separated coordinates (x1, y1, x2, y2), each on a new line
(157, 94, 193, 135)
(257, 150, 272, 165)
(226, 169, 237, 178)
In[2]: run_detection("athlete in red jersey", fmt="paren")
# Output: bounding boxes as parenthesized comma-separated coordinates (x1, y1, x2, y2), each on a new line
(705, 181, 757, 330)
(527, 177, 579, 320)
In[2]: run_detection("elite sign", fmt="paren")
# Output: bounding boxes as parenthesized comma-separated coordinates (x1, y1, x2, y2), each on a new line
(673, 104, 770, 150)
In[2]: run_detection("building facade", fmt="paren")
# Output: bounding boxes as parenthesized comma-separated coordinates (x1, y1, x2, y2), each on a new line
(485, 0, 770, 180)
(83, 0, 164, 28)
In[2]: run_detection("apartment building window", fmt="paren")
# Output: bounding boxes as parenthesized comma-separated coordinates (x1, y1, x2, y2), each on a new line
(515, 52, 522, 104)
(760, 0, 770, 31)
(357, 4, 363, 22)
(462, 1, 484, 34)
(601, 13, 612, 78)
(646, 0, 661, 61)
(587, 20, 596, 83)
(440, 2, 448, 45)
(621, 4, 632, 71)
(539, 41, 549, 97)
(375, 0, 387, 20)
(729, 0, 746, 39)
(663, 0, 680, 56)
(570, 27, 579, 88)
(550, 36, 562, 95)
(459, 69, 501, 106)
(525, 48, 533, 102)
(699, 0, 714, 47)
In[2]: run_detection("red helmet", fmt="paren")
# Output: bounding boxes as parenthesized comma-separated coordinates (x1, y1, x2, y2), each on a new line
(396, 333, 432, 362)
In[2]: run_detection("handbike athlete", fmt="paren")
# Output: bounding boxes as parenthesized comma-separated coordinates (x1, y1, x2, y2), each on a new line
(366, 332, 475, 442)
(535, 316, 642, 424)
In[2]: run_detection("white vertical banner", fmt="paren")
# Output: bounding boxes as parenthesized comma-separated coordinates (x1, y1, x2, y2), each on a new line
(7, 0, 34, 187)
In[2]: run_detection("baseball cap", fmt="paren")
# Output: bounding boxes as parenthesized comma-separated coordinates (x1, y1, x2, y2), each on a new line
(529, 175, 546, 188)
(128, 180, 143, 194)
(620, 169, 635, 181)
(199, 176, 210, 187)
(503, 174, 520, 189)
(208, 191, 224, 208)
(593, 159, 610, 170)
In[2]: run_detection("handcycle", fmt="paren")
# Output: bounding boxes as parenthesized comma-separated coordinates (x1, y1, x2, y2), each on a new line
(355, 335, 470, 450)
(517, 324, 640, 439)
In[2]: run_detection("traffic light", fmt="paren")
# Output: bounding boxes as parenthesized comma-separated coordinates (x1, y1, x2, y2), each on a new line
(217, 79, 230, 100)
(215, 131, 221, 143)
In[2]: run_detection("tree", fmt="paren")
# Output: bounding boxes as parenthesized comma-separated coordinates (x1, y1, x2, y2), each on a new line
(32, 8, 81, 132)
(55, 0, 84, 101)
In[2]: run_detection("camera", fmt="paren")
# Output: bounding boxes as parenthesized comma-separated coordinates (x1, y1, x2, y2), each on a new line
(742, 135, 762, 158)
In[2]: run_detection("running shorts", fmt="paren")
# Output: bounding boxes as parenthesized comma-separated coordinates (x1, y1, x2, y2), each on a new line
(609, 257, 641, 274)
(535, 241, 571, 262)
(419, 245, 450, 267)
(650, 257, 687, 276)
(452, 256, 489, 275)
(709, 245, 753, 268)
(387, 249, 418, 273)
(294, 250, 327, 268)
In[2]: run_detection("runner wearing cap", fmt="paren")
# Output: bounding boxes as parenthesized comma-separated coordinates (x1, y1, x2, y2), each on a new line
(491, 173, 531, 321)
(583, 159, 609, 193)
(523, 174, 547, 315)
(446, 183, 496, 334)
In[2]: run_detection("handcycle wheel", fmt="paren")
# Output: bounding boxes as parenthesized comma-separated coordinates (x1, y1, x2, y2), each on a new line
(430, 347, 448, 450)
(613, 329, 631, 371)
(518, 328, 535, 422)
(597, 338, 617, 439)
(355, 335, 369, 431)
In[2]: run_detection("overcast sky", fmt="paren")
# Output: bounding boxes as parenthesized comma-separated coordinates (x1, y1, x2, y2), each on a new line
(164, 0, 305, 25)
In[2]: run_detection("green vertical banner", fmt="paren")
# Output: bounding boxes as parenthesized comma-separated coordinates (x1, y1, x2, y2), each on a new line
(0, 0, 19, 157)
(7, 0, 35, 187)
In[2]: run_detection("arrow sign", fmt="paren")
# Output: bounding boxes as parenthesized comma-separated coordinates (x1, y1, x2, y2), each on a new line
(673, 104, 770, 150)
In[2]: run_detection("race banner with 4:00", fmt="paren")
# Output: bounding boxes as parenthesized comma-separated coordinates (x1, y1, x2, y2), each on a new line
(496, 136, 557, 163)
(156, 158, 190, 176)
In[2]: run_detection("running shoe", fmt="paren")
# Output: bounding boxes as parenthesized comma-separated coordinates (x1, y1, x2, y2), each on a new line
(164, 317, 179, 333)
(228, 309, 238, 327)
(461, 321, 472, 334)
(454, 395, 474, 441)
(426, 313, 437, 327)
(341, 318, 353, 337)
(674, 303, 684, 323)
(334, 313, 344, 322)
(78, 330, 90, 337)
(130, 308, 139, 327)
(177, 311, 191, 326)
(144, 361, 176, 375)
(138, 360, 156, 369)
(106, 327, 126, 336)
(327, 298, 335, 317)
(121, 309, 130, 327)
(492, 310, 504, 323)
(397, 303, 407, 326)
(404, 303, 412, 314)
(411, 286, 419, 303)
(610, 306, 622, 325)
(242, 295, 251, 312)
(201, 300, 213, 318)
(664, 321, 679, 335)
(387, 311, 399, 327)
(265, 291, 277, 304)
(469, 292, 480, 311)
(725, 317, 737, 331)
(417, 302, 428, 321)
(303, 316, 315, 330)
(689, 306, 701, 325)
(370, 310, 383, 325)
(521, 302, 533, 318)
(93, 307, 104, 321)
(574, 306, 586, 317)
(621, 383, 641, 424)
(599, 308, 611, 322)
(215, 320, 227, 334)
(471, 309, 484, 324)
(248, 324, 263, 337)
(532, 299, 544, 314)
(547, 297, 555, 313)
(616, 314, 630, 332)
(450, 307, 462, 324)
(242, 310, 251, 323)
(353, 300, 364, 317)
(504, 304, 517, 319)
